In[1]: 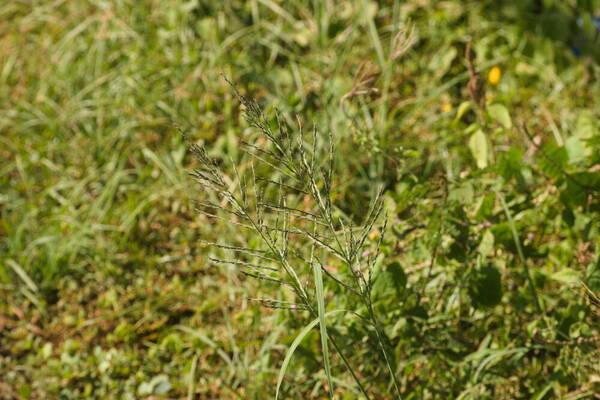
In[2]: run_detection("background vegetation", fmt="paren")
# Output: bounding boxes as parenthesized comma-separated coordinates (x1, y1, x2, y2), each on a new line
(1, 0, 600, 398)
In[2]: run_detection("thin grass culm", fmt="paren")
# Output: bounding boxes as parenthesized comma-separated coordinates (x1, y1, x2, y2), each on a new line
(187, 82, 401, 399)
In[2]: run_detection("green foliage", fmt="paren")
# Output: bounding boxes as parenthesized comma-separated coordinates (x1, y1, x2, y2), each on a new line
(487, 104, 512, 129)
(468, 129, 489, 169)
(2, 0, 600, 399)
(469, 265, 503, 308)
(371, 262, 406, 302)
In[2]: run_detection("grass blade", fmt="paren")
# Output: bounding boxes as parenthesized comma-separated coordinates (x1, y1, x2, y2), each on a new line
(275, 310, 346, 400)
(6, 259, 38, 293)
(313, 259, 334, 398)
(187, 352, 199, 400)
(176, 325, 234, 370)
(495, 190, 544, 315)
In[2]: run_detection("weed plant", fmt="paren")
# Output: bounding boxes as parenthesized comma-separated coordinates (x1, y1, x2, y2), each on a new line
(190, 86, 401, 398)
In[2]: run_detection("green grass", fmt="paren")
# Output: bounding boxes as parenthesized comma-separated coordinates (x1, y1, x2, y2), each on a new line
(1, 0, 600, 399)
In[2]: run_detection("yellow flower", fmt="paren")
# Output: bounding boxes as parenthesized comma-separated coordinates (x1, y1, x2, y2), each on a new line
(441, 102, 452, 113)
(488, 66, 501, 85)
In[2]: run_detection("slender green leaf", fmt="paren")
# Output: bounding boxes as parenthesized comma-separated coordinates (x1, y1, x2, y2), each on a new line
(6, 259, 38, 293)
(275, 310, 347, 400)
(313, 262, 334, 398)
(496, 191, 544, 315)
(531, 382, 555, 400)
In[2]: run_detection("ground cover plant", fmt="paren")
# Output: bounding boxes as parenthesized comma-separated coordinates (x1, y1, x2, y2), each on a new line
(1, 0, 600, 398)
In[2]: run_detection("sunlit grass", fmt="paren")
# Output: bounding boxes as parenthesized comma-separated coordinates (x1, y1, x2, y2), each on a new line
(1, 0, 600, 398)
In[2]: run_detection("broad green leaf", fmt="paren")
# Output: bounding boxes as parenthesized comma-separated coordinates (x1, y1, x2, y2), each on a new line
(585, 262, 600, 292)
(476, 193, 496, 219)
(550, 268, 581, 283)
(538, 143, 568, 180)
(478, 230, 495, 258)
(488, 103, 512, 129)
(498, 146, 525, 181)
(448, 182, 474, 205)
(468, 129, 488, 169)
(469, 266, 502, 308)
(566, 111, 597, 162)
(561, 172, 600, 207)
(574, 111, 596, 139)
(565, 136, 586, 164)
(371, 262, 406, 300)
(429, 46, 457, 77)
